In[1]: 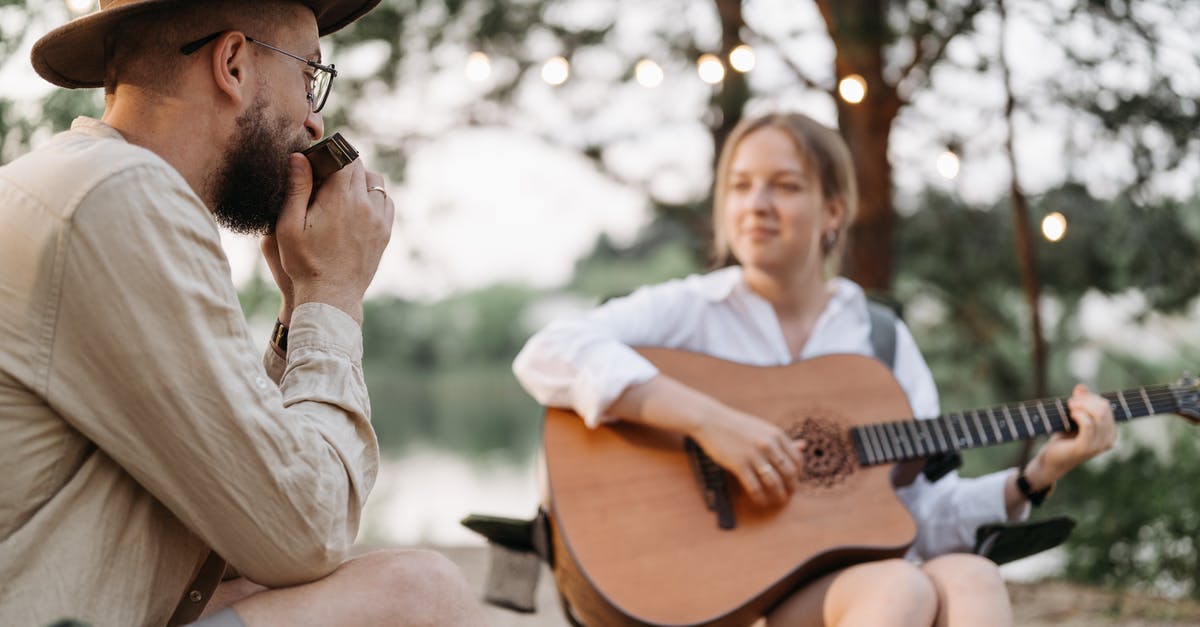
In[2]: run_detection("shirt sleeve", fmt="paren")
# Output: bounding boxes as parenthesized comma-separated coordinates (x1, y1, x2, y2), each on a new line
(46, 164, 378, 587)
(512, 281, 700, 427)
(889, 319, 1024, 559)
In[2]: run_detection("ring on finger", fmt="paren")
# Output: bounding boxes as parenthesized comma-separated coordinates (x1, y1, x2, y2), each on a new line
(755, 463, 774, 476)
(367, 185, 388, 200)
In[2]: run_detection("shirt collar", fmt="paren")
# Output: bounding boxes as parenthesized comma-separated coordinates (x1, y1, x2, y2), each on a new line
(70, 116, 126, 142)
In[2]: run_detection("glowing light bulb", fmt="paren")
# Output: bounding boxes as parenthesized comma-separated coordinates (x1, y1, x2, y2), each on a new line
(541, 56, 570, 86)
(937, 151, 960, 179)
(635, 59, 663, 88)
(66, 0, 94, 14)
(465, 51, 491, 83)
(729, 45, 755, 73)
(1041, 212, 1067, 242)
(697, 54, 725, 85)
(838, 74, 867, 104)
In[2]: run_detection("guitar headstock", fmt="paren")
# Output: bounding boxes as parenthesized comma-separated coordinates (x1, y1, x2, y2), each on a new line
(1172, 373, 1200, 423)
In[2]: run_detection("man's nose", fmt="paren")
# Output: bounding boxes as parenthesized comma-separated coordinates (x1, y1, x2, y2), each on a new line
(305, 109, 324, 141)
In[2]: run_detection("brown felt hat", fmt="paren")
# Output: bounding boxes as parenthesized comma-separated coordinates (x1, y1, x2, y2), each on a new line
(31, 0, 381, 89)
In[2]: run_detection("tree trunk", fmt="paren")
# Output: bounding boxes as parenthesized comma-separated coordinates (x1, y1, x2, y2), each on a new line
(817, 0, 903, 293)
(999, 0, 1048, 466)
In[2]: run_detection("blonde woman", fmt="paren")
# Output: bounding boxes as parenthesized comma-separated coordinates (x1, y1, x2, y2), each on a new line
(513, 112, 1115, 626)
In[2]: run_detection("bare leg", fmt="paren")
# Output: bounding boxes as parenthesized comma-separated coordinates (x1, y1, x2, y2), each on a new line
(767, 559, 938, 627)
(200, 549, 486, 627)
(922, 553, 1012, 627)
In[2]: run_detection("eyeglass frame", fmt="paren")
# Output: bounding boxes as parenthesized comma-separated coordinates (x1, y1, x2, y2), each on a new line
(180, 31, 338, 113)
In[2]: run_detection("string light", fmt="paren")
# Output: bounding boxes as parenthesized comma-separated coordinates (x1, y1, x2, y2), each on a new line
(541, 56, 570, 86)
(1041, 212, 1067, 242)
(936, 151, 960, 179)
(729, 45, 755, 73)
(465, 51, 491, 83)
(65, 0, 94, 14)
(635, 59, 663, 88)
(838, 74, 867, 104)
(697, 54, 725, 84)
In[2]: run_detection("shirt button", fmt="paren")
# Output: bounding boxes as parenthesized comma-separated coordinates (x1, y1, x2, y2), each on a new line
(255, 376, 268, 389)
(189, 590, 203, 603)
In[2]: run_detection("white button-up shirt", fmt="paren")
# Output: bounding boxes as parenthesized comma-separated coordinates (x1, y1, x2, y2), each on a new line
(514, 266, 1022, 559)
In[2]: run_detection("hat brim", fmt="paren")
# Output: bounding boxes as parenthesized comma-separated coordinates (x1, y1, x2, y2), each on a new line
(31, 0, 382, 89)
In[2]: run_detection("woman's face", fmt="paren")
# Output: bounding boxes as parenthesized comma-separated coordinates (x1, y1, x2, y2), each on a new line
(722, 126, 841, 277)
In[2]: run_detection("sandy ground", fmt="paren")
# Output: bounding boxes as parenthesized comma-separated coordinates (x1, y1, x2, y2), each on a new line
(433, 546, 1200, 627)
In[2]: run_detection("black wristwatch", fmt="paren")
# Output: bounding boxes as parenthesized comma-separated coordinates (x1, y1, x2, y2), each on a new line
(1016, 466, 1053, 507)
(271, 319, 289, 353)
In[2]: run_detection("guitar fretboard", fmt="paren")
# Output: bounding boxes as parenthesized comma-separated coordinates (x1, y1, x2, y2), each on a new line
(851, 384, 1180, 466)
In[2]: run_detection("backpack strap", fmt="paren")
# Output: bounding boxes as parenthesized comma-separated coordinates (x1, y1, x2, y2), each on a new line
(865, 297, 961, 482)
(865, 300, 898, 371)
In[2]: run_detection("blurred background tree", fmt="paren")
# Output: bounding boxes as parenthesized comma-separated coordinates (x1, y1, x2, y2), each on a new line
(3, 0, 1200, 598)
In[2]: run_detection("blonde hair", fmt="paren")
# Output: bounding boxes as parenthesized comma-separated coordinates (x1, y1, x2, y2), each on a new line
(711, 112, 858, 271)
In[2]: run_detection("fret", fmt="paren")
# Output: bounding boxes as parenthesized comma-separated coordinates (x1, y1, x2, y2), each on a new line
(952, 413, 975, 448)
(970, 410, 991, 445)
(929, 417, 949, 453)
(904, 421, 928, 456)
(1053, 398, 1071, 431)
(874, 424, 895, 462)
(1017, 403, 1036, 438)
(984, 407, 1002, 442)
(1139, 387, 1155, 415)
(916, 420, 939, 455)
(888, 422, 914, 459)
(1034, 401, 1053, 433)
(861, 427, 881, 465)
(1000, 405, 1018, 441)
(851, 429, 871, 465)
(1115, 389, 1133, 421)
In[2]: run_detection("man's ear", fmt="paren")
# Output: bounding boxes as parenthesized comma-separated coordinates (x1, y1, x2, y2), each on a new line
(209, 31, 253, 108)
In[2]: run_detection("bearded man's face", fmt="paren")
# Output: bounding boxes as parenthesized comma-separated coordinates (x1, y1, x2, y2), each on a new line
(211, 94, 311, 235)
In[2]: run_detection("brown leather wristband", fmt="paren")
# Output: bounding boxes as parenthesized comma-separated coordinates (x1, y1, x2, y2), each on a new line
(271, 319, 289, 353)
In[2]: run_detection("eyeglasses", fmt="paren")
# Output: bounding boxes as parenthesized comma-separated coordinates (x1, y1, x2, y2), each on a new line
(180, 32, 338, 113)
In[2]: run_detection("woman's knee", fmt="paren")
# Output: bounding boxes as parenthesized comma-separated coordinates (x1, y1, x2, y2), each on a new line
(823, 559, 938, 626)
(923, 553, 1005, 594)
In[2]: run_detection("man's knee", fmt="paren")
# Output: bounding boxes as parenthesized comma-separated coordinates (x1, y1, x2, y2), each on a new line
(349, 548, 471, 594)
(345, 549, 481, 623)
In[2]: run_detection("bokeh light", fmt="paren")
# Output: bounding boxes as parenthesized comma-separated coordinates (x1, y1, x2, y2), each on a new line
(1041, 212, 1067, 242)
(937, 151, 960, 179)
(465, 51, 491, 83)
(729, 45, 755, 73)
(838, 74, 867, 104)
(635, 59, 663, 88)
(697, 54, 725, 84)
(541, 56, 570, 86)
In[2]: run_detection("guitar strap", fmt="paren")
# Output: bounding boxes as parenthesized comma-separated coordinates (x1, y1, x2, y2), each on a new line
(865, 299, 961, 482)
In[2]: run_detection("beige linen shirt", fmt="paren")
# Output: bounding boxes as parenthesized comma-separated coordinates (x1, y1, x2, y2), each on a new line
(0, 118, 379, 627)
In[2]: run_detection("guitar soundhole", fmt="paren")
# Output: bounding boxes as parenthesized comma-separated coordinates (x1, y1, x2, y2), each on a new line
(784, 413, 854, 490)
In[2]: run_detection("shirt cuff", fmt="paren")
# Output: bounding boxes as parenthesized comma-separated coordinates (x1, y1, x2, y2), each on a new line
(263, 344, 286, 384)
(286, 302, 363, 361)
(572, 345, 659, 428)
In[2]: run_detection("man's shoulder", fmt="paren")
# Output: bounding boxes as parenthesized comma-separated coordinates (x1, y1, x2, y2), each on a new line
(0, 120, 189, 221)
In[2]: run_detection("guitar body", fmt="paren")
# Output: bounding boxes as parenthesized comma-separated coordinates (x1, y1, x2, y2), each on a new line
(544, 349, 920, 627)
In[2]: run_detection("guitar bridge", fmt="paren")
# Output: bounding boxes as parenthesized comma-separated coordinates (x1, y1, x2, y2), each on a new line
(685, 437, 736, 530)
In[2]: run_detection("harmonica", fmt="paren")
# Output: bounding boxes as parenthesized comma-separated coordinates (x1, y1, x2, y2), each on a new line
(302, 132, 358, 179)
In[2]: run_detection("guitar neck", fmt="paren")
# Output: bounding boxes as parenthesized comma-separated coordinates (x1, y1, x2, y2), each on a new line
(852, 384, 1180, 466)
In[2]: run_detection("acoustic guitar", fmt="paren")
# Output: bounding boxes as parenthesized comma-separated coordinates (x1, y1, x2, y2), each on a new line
(542, 348, 1199, 627)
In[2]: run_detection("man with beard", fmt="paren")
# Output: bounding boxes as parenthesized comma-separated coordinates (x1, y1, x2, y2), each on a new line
(0, 1, 485, 626)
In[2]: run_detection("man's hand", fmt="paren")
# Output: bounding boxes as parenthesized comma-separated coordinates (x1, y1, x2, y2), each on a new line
(273, 153, 394, 325)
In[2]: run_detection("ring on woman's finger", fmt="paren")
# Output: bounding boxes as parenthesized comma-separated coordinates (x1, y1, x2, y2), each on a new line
(367, 185, 387, 199)
(755, 463, 774, 476)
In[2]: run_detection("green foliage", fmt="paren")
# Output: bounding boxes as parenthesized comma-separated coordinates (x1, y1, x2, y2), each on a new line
(1042, 420, 1200, 598)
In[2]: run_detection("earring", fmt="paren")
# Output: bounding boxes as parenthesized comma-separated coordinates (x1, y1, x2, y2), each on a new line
(822, 230, 838, 253)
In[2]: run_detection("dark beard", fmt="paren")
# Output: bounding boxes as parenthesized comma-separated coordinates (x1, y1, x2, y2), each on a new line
(211, 99, 310, 236)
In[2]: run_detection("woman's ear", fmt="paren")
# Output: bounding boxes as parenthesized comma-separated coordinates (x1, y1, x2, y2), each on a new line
(824, 195, 846, 234)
